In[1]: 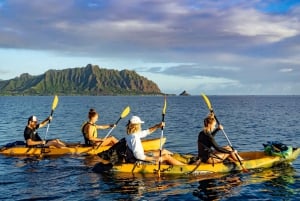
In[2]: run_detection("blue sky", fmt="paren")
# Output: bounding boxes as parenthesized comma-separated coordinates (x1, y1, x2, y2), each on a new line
(0, 0, 299, 95)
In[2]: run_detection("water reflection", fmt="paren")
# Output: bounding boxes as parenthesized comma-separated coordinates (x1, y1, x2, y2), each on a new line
(193, 174, 243, 201)
(2, 153, 299, 200)
(90, 163, 298, 201)
(245, 164, 298, 199)
(96, 171, 240, 201)
(96, 172, 195, 200)
(99, 173, 155, 200)
(83, 155, 102, 167)
(191, 164, 299, 201)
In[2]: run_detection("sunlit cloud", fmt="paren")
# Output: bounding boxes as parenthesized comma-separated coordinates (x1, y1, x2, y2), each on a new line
(224, 9, 299, 43)
(279, 68, 293, 73)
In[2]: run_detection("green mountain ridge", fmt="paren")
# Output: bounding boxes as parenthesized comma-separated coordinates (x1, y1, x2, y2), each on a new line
(0, 64, 162, 95)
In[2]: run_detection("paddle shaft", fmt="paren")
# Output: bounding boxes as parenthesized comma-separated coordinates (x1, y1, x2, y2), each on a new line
(158, 97, 166, 178)
(158, 113, 165, 174)
(44, 105, 56, 141)
(104, 117, 121, 139)
(212, 111, 247, 171)
(94, 106, 130, 150)
(213, 115, 232, 147)
(95, 117, 121, 149)
(159, 114, 165, 149)
(41, 110, 54, 154)
(43, 96, 58, 141)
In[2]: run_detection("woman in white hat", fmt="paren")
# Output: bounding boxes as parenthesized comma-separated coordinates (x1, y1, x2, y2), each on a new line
(125, 116, 184, 165)
(24, 115, 66, 148)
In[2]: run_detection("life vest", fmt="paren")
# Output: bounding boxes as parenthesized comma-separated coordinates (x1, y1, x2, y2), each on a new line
(81, 122, 98, 146)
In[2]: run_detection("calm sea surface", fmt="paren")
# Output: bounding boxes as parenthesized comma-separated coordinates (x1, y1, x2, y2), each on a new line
(0, 96, 299, 200)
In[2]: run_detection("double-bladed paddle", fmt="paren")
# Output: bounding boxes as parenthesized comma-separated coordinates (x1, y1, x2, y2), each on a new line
(201, 93, 248, 173)
(95, 106, 130, 149)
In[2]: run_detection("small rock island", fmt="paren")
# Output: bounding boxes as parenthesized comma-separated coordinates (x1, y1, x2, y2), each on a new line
(179, 90, 190, 96)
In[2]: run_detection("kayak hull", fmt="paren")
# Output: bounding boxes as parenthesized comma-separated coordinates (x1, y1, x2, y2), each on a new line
(0, 137, 166, 157)
(93, 148, 300, 175)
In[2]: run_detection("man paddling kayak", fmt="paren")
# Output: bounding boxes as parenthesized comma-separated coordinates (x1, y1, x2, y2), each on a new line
(24, 115, 66, 148)
(198, 113, 243, 164)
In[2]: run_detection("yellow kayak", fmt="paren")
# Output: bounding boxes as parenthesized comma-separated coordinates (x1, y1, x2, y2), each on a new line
(0, 137, 166, 157)
(93, 147, 300, 175)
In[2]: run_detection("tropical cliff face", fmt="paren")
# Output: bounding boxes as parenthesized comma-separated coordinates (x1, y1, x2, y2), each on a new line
(0, 64, 162, 95)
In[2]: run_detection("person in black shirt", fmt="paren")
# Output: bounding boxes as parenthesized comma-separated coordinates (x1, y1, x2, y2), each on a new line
(24, 115, 66, 148)
(198, 113, 243, 163)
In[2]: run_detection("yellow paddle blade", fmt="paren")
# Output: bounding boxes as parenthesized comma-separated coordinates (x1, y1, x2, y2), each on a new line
(162, 96, 167, 115)
(51, 95, 59, 111)
(120, 106, 130, 118)
(201, 93, 212, 111)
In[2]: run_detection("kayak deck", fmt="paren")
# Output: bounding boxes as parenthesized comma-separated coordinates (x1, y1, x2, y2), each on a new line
(0, 137, 166, 157)
(93, 148, 300, 175)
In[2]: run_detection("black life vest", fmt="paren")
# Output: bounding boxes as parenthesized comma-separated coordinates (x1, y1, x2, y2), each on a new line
(81, 122, 97, 146)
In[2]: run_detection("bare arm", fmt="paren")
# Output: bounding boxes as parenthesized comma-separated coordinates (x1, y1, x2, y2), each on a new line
(39, 116, 52, 128)
(209, 135, 231, 154)
(26, 139, 45, 146)
(148, 122, 165, 134)
(96, 124, 115, 129)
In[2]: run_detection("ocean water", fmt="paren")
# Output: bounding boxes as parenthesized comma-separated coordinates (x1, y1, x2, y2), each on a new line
(0, 96, 299, 200)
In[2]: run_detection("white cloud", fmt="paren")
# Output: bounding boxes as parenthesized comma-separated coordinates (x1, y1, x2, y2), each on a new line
(279, 68, 293, 73)
(211, 66, 240, 71)
(223, 9, 299, 42)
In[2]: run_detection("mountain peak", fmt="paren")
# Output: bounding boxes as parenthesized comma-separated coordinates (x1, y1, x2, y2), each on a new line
(0, 64, 162, 95)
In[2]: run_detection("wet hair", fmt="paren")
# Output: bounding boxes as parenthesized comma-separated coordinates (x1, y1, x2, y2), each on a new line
(88, 109, 98, 119)
(126, 121, 141, 134)
(203, 113, 216, 132)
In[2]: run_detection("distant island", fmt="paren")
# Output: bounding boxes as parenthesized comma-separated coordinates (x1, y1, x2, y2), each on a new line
(179, 90, 190, 96)
(0, 64, 162, 96)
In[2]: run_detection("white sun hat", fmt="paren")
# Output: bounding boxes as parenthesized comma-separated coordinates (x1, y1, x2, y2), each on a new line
(130, 116, 145, 124)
